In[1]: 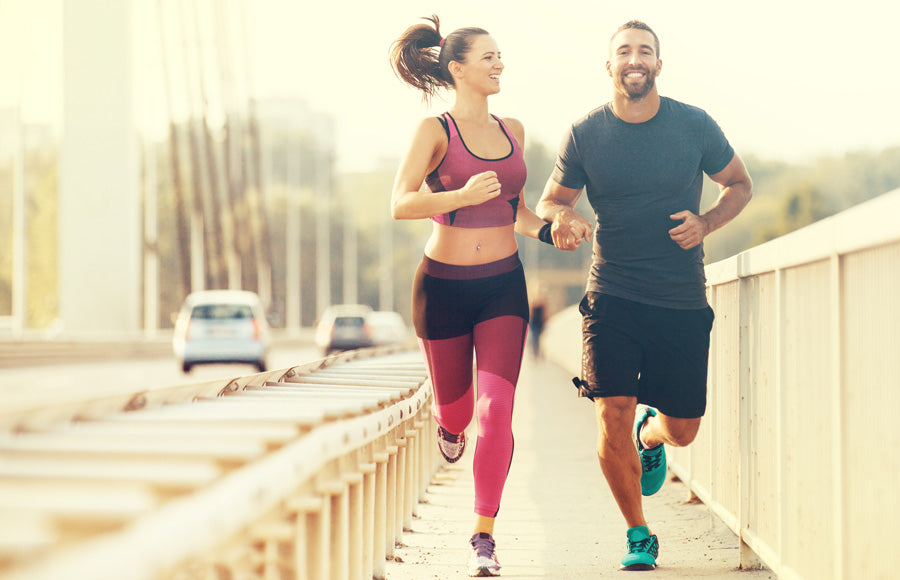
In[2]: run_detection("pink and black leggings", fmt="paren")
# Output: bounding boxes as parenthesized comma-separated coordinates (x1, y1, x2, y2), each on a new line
(412, 253, 529, 517)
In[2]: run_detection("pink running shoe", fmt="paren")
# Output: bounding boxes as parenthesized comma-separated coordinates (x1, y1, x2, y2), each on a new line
(468, 532, 501, 576)
(437, 425, 466, 463)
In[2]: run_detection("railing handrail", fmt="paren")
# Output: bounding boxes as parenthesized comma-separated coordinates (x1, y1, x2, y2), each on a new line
(707, 187, 900, 283)
(0, 346, 438, 580)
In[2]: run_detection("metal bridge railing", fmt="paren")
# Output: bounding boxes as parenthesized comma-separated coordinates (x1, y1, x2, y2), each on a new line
(0, 347, 438, 580)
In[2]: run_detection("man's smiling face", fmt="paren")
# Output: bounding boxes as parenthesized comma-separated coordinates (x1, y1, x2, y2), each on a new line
(607, 28, 662, 100)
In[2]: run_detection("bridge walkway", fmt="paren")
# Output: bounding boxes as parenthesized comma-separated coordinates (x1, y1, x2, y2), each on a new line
(384, 354, 776, 579)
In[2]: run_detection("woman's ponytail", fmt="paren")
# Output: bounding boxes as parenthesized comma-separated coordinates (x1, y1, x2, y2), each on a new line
(390, 15, 488, 102)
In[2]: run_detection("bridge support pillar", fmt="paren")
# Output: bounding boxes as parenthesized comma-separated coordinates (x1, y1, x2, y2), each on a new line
(60, 0, 141, 336)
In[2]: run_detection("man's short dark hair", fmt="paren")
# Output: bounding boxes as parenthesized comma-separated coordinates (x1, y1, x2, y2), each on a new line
(611, 20, 660, 58)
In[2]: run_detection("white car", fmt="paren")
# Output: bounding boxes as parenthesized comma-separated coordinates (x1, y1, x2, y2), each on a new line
(367, 311, 411, 347)
(172, 290, 270, 373)
(315, 304, 374, 355)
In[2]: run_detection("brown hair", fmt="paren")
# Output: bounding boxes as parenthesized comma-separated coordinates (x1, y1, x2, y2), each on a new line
(389, 15, 489, 101)
(611, 20, 661, 58)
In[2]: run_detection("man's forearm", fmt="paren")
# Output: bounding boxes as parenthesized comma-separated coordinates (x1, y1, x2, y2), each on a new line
(701, 181, 752, 235)
(536, 198, 572, 222)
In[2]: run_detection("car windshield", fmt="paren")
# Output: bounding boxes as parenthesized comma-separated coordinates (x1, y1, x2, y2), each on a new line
(191, 304, 254, 321)
(334, 317, 365, 328)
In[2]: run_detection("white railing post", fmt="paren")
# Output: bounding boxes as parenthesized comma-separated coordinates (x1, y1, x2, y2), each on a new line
(287, 494, 325, 580)
(404, 426, 419, 526)
(395, 437, 408, 535)
(345, 470, 364, 580)
(775, 267, 786, 574)
(738, 270, 764, 569)
(829, 254, 844, 580)
(708, 284, 719, 509)
(309, 493, 331, 580)
(372, 450, 390, 579)
(360, 459, 377, 580)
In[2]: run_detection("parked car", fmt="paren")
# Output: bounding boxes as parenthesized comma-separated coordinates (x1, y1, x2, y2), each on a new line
(367, 310, 411, 347)
(315, 304, 374, 355)
(172, 290, 270, 373)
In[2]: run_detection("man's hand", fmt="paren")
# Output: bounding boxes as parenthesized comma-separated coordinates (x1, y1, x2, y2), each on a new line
(668, 211, 709, 250)
(552, 208, 594, 251)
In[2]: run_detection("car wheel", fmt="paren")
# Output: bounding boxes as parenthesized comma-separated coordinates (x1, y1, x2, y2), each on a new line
(256, 361, 267, 373)
(181, 361, 192, 373)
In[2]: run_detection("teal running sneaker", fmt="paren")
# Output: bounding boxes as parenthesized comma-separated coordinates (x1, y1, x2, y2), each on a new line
(634, 405, 666, 496)
(621, 525, 659, 570)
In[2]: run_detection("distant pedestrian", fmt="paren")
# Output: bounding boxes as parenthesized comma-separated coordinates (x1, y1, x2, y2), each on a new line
(390, 14, 557, 577)
(537, 20, 752, 571)
(528, 291, 546, 359)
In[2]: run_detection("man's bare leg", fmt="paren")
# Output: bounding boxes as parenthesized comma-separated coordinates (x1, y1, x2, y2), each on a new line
(594, 396, 647, 528)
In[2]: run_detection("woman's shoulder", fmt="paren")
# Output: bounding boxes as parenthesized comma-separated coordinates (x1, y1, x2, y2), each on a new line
(412, 115, 451, 142)
(415, 114, 448, 131)
(497, 116, 525, 144)
(498, 115, 523, 132)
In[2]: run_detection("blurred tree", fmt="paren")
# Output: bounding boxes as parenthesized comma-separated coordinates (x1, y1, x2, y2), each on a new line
(0, 165, 11, 316)
(752, 182, 834, 245)
(0, 148, 59, 328)
(704, 146, 900, 261)
(25, 151, 58, 328)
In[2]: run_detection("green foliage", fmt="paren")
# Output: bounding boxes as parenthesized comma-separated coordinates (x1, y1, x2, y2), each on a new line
(0, 164, 11, 315)
(703, 147, 900, 262)
(751, 183, 834, 246)
(25, 154, 58, 327)
(0, 149, 59, 327)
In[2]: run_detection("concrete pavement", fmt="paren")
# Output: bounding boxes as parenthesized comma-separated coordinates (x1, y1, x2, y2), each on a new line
(384, 354, 777, 579)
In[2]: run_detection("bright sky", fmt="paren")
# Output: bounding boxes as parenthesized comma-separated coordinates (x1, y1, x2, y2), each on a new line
(2, 0, 899, 174)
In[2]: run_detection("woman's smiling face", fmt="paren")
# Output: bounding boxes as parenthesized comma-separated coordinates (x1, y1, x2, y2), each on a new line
(452, 34, 504, 95)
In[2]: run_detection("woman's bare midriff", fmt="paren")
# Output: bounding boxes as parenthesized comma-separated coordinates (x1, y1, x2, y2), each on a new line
(423, 222, 518, 265)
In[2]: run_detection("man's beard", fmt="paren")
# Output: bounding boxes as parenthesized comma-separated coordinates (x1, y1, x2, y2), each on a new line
(617, 68, 656, 99)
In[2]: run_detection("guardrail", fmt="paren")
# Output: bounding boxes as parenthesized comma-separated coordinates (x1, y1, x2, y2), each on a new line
(0, 330, 315, 368)
(0, 346, 438, 580)
(543, 188, 900, 580)
(0, 338, 174, 368)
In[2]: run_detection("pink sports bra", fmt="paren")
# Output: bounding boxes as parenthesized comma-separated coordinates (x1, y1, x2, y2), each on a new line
(425, 112, 527, 228)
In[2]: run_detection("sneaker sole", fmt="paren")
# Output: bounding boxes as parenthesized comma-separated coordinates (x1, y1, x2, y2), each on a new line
(437, 428, 466, 463)
(442, 451, 464, 464)
(621, 562, 656, 571)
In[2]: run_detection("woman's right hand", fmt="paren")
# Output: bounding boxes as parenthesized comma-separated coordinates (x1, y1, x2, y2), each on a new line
(458, 171, 502, 207)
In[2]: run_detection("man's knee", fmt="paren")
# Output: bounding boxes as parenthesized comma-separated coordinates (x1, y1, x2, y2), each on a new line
(593, 397, 637, 447)
(594, 396, 635, 422)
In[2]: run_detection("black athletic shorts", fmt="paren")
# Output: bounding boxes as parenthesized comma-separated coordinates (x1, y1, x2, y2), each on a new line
(579, 292, 715, 419)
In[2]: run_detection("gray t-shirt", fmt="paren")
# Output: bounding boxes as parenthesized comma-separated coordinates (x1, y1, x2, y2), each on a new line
(551, 97, 734, 309)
